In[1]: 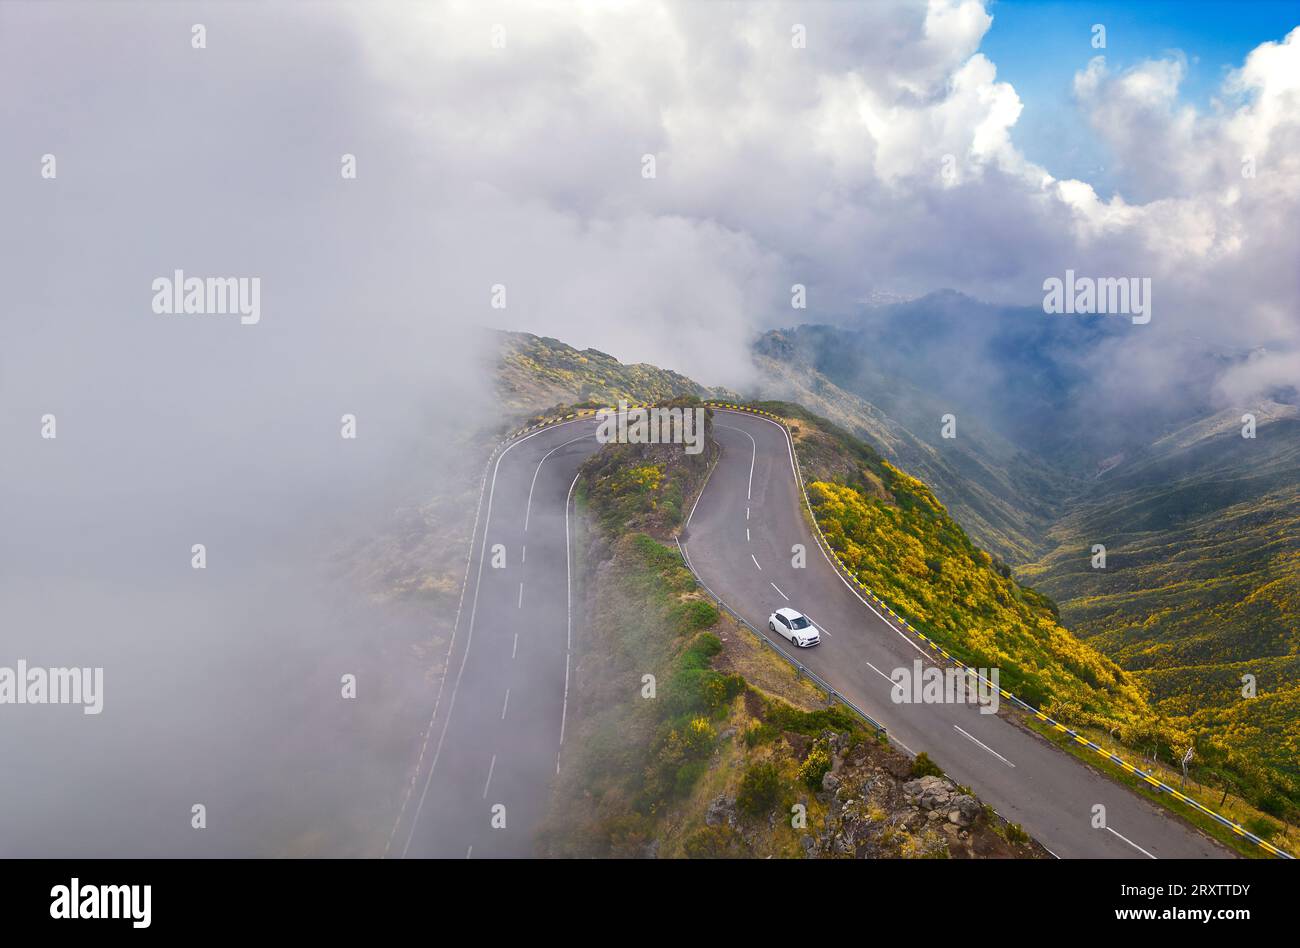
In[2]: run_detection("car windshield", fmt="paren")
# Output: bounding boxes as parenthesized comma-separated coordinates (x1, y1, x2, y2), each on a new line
(789, 616, 810, 630)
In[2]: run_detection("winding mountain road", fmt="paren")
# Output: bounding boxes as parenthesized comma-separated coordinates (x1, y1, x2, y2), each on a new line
(389, 419, 600, 858)
(393, 408, 1228, 859)
(681, 409, 1227, 859)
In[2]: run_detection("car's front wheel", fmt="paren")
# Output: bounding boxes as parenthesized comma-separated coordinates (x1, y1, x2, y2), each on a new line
(768, 621, 776, 632)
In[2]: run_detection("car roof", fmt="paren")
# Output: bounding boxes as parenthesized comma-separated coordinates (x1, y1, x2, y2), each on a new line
(775, 607, 805, 620)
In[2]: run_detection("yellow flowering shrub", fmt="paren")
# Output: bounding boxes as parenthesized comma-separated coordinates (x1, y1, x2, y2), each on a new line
(808, 472, 1160, 737)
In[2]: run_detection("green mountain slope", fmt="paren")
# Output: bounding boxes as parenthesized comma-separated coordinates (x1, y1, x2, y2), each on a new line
(1018, 409, 1300, 798)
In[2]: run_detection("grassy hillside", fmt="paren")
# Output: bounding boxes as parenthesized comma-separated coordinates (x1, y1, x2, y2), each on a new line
(496, 330, 735, 412)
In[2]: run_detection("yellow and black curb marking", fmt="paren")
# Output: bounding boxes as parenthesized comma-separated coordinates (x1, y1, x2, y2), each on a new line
(506, 406, 606, 440)
(505, 399, 1292, 859)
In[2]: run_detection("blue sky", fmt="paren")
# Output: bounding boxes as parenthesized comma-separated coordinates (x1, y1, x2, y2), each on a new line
(982, 0, 1300, 195)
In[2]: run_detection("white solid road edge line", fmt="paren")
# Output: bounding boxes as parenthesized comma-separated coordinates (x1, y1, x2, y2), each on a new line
(560, 469, 580, 756)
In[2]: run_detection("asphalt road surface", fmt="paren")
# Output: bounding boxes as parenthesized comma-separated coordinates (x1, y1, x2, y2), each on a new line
(392, 419, 601, 858)
(394, 409, 1227, 859)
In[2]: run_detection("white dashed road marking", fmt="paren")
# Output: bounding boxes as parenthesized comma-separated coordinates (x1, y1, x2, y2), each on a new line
(954, 725, 1015, 768)
(865, 661, 893, 683)
(802, 612, 832, 637)
(1106, 826, 1157, 859)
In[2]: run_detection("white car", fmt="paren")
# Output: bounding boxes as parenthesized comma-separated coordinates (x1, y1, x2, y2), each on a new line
(767, 607, 821, 648)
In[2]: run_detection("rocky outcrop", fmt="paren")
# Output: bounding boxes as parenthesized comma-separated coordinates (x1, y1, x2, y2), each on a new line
(791, 731, 1046, 858)
(901, 775, 980, 826)
(704, 795, 738, 829)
